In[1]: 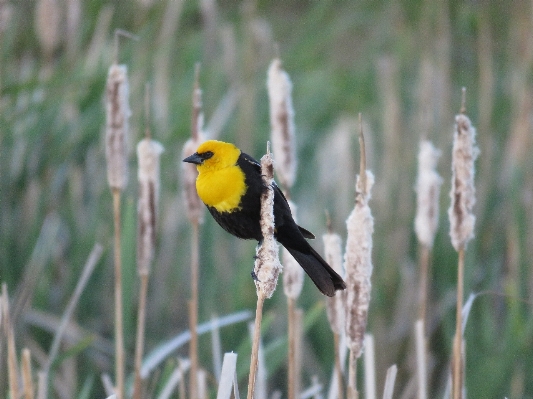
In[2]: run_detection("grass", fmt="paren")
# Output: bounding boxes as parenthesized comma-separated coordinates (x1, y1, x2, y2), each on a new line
(1, 0, 533, 398)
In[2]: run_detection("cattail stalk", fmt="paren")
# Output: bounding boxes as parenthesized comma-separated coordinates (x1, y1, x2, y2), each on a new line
(105, 32, 133, 398)
(344, 118, 374, 399)
(133, 116, 164, 399)
(181, 64, 205, 399)
(414, 139, 441, 399)
(448, 89, 478, 399)
(268, 56, 300, 399)
(22, 348, 34, 399)
(323, 217, 345, 399)
(248, 144, 281, 399)
(3, 284, 20, 399)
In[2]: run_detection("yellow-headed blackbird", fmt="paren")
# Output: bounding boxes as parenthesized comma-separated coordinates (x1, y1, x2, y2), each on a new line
(183, 140, 346, 296)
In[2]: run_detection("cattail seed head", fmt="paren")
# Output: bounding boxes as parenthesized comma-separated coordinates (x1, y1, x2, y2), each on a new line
(282, 201, 304, 299)
(267, 58, 296, 190)
(448, 113, 479, 251)
(344, 171, 375, 358)
(253, 148, 282, 298)
(323, 231, 345, 335)
(137, 138, 164, 275)
(105, 64, 131, 191)
(415, 140, 443, 248)
(181, 135, 206, 224)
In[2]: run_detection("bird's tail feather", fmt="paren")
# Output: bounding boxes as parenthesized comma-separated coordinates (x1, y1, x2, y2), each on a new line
(285, 247, 346, 297)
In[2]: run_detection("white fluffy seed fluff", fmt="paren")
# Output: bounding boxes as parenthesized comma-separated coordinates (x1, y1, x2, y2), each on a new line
(323, 232, 345, 336)
(344, 171, 375, 358)
(267, 58, 296, 190)
(181, 134, 206, 224)
(448, 113, 479, 251)
(415, 140, 443, 248)
(105, 64, 131, 191)
(253, 150, 282, 298)
(282, 200, 304, 299)
(137, 138, 164, 275)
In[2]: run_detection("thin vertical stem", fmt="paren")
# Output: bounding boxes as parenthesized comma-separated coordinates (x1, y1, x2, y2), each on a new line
(333, 333, 344, 399)
(453, 248, 465, 399)
(418, 245, 430, 325)
(287, 297, 296, 399)
(347, 350, 358, 399)
(112, 188, 125, 399)
(189, 221, 200, 399)
(247, 293, 266, 399)
(133, 273, 149, 399)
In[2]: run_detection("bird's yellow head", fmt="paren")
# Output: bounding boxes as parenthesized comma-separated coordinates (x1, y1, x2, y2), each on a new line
(182, 140, 246, 212)
(183, 140, 241, 173)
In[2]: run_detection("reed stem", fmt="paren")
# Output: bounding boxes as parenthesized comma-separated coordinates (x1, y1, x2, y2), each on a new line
(112, 188, 125, 399)
(189, 221, 200, 399)
(247, 292, 266, 399)
(452, 248, 465, 399)
(133, 272, 149, 399)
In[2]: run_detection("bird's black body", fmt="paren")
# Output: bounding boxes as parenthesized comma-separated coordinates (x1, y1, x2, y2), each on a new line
(206, 152, 346, 297)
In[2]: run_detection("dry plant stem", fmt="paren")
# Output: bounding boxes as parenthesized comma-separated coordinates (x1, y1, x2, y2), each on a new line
(247, 292, 266, 399)
(112, 188, 125, 399)
(415, 320, 427, 399)
(133, 273, 149, 399)
(333, 333, 344, 399)
(453, 248, 465, 399)
(189, 220, 200, 399)
(287, 297, 297, 399)
(3, 284, 20, 399)
(22, 348, 34, 399)
(347, 350, 358, 399)
(418, 245, 430, 324)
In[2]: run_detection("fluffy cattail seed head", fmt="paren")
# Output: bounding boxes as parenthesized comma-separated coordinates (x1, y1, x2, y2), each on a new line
(415, 140, 443, 248)
(137, 138, 164, 275)
(323, 231, 345, 335)
(181, 134, 205, 224)
(448, 113, 479, 251)
(253, 148, 282, 298)
(282, 201, 304, 299)
(267, 58, 296, 190)
(344, 171, 375, 358)
(105, 64, 131, 191)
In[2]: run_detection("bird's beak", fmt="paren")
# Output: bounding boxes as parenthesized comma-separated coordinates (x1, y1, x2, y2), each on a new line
(183, 153, 203, 165)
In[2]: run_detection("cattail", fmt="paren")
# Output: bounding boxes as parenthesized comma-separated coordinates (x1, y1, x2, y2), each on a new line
(253, 149, 282, 298)
(415, 140, 442, 248)
(323, 231, 345, 336)
(448, 111, 479, 251)
(267, 57, 296, 191)
(137, 138, 164, 275)
(282, 200, 304, 299)
(105, 64, 131, 191)
(182, 65, 205, 224)
(344, 170, 375, 358)
(35, 0, 60, 58)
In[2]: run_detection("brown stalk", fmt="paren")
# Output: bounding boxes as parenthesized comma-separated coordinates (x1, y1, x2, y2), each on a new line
(22, 348, 34, 399)
(247, 292, 266, 399)
(452, 248, 465, 399)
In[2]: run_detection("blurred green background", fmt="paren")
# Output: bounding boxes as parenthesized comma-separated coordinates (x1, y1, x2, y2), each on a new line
(1, 0, 533, 397)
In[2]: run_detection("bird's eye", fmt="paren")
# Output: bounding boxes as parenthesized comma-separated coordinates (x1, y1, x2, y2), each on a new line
(201, 151, 214, 160)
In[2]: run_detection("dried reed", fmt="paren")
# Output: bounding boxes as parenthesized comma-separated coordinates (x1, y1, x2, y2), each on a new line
(181, 64, 206, 399)
(344, 119, 374, 399)
(448, 89, 478, 399)
(248, 144, 281, 399)
(133, 119, 164, 399)
(414, 139, 441, 398)
(105, 32, 132, 398)
(2, 283, 20, 399)
(22, 348, 34, 399)
(268, 56, 302, 399)
(323, 216, 345, 399)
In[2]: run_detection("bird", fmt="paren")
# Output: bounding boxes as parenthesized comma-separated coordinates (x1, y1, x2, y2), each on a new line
(183, 139, 346, 297)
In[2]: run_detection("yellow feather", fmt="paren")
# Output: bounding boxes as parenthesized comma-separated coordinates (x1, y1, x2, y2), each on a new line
(195, 140, 247, 212)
